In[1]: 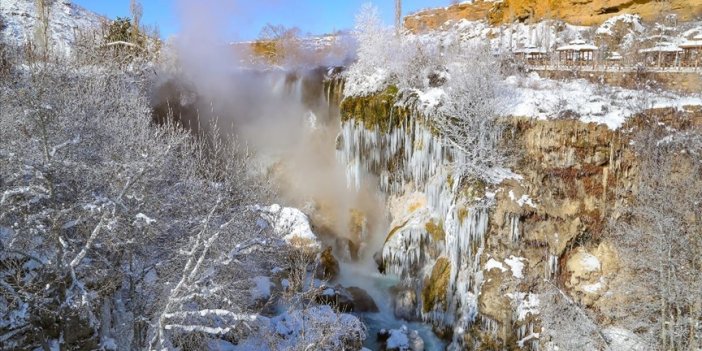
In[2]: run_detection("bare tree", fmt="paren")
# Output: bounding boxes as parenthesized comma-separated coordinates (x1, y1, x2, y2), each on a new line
(395, 0, 402, 36)
(609, 121, 702, 350)
(130, 0, 143, 43)
(34, 0, 51, 60)
(257, 23, 303, 65)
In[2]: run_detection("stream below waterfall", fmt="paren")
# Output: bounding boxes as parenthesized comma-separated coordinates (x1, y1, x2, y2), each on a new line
(337, 262, 447, 350)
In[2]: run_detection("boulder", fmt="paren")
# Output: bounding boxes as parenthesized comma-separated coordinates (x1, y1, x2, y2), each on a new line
(566, 248, 606, 305)
(384, 325, 425, 351)
(392, 287, 418, 321)
(253, 204, 320, 249)
(315, 247, 339, 281)
(316, 285, 379, 313)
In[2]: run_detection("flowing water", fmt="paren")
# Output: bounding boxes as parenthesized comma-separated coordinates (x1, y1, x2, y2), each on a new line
(263, 69, 447, 349)
(337, 258, 447, 350)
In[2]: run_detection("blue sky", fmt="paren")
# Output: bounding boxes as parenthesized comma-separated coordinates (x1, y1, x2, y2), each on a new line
(73, 0, 450, 40)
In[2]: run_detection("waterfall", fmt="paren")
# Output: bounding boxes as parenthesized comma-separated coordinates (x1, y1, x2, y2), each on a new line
(336, 109, 501, 348)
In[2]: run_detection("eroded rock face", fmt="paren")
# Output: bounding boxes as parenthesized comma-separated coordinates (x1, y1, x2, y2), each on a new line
(315, 247, 340, 281)
(404, 0, 702, 32)
(335, 83, 702, 349)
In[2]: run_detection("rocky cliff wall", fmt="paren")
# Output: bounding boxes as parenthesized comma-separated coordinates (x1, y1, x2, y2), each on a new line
(334, 77, 702, 349)
(405, 0, 702, 32)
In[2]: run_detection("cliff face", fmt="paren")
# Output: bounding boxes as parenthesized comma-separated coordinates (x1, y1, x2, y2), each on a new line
(404, 0, 702, 32)
(334, 76, 702, 348)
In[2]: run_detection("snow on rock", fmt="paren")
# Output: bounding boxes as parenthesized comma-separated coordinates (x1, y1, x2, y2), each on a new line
(565, 248, 609, 305)
(251, 276, 272, 301)
(507, 292, 540, 321)
(386, 325, 425, 351)
(508, 190, 536, 208)
(602, 327, 648, 351)
(573, 251, 601, 273)
(596, 14, 644, 36)
(134, 213, 156, 225)
(581, 278, 605, 294)
(504, 255, 525, 279)
(344, 67, 390, 97)
(246, 306, 366, 351)
(485, 258, 507, 273)
(253, 204, 320, 249)
(414, 87, 447, 115)
(100, 338, 118, 351)
(0, 0, 104, 56)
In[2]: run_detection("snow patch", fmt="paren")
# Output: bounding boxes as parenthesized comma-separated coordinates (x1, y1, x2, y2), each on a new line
(578, 253, 601, 273)
(504, 256, 525, 279)
(485, 258, 507, 273)
(508, 190, 536, 208)
(251, 276, 272, 301)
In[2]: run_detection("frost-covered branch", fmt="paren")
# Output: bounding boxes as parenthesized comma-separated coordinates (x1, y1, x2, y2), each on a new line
(49, 135, 81, 158)
(99, 41, 145, 51)
(69, 216, 106, 270)
(0, 186, 50, 205)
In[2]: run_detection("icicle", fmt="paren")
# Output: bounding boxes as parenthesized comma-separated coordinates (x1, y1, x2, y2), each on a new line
(509, 214, 521, 243)
(546, 254, 559, 280)
(382, 224, 431, 278)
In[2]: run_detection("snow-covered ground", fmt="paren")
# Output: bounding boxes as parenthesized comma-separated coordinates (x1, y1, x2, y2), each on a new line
(503, 72, 702, 129)
(408, 71, 701, 130)
(0, 0, 103, 55)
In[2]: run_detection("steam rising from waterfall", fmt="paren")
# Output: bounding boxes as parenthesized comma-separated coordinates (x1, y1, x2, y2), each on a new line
(168, 0, 388, 262)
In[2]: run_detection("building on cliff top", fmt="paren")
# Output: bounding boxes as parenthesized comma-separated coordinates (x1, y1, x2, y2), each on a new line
(639, 42, 684, 67)
(556, 39, 599, 65)
(680, 35, 702, 67)
(514, 45, 549, 65)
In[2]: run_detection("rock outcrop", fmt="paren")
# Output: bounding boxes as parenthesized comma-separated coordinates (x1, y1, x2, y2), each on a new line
(404, 0, 702, 32)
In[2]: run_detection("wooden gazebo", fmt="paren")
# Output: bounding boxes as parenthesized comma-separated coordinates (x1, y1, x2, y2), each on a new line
(605, 51, 623, 68)
(513, 45, 548, 65)
(556, 39, 598, 66)
(639, 43, 683, 67)
(680, 35, 702, 67)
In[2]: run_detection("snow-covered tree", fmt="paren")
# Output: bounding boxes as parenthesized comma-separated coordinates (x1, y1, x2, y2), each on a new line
(344, 3, 397, 97)
(433, 46, 512, 183)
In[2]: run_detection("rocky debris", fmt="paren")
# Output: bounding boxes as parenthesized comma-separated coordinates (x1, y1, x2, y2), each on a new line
(316, 285, 379, 313)
(315, 247, 340, 281)
(380, 325, 425, 351)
